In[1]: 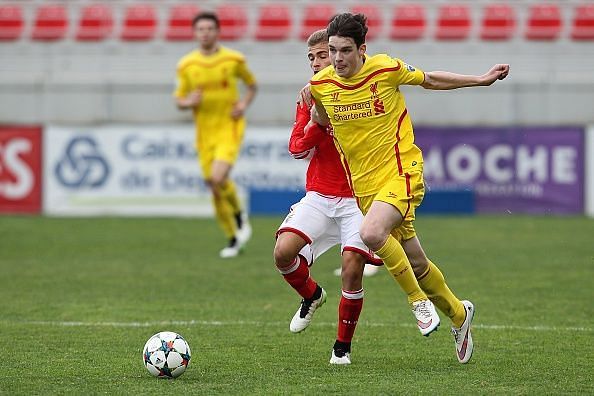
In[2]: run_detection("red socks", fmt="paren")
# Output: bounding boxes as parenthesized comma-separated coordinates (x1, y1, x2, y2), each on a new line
(337, 289, 364, 343)
(280, 255, 318, 299)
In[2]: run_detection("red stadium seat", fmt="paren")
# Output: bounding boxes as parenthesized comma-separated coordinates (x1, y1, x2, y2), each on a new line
(0, 6, 23, 41)
(525, 4, 562, 41)
(300, 4, 335, 41)
(351, 5, 382, 41)
(571, 5, 594, 41)
(165, 4, 199, 41)
(480, 4, 516, 41)
(255, 5, 291, 41)
(390, 4, 426, 40)
(76, 4, 113, 41)
(32, 5, 68, 41)
(121, 5, 157, 41)
(436, 5, 471, 40)
(216, 5, 248, 41)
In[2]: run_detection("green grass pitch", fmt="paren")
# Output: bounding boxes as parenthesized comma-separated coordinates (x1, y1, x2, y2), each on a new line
(0, 215, 593, 394)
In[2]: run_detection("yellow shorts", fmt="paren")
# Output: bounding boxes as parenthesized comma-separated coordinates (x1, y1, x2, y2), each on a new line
(197, 119, 245, 179)
(356, 171, 425, 242)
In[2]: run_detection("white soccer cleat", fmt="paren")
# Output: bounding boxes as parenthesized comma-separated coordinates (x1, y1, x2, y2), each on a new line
(333, 267, 342, 277)
(330, 349, 351, 365)
(289, 287, 327, 333)
(236, 213, 252, 248)
(219, 241, 240, 258)
(452, 300, 475, 364)
(412, 299, 440, 336)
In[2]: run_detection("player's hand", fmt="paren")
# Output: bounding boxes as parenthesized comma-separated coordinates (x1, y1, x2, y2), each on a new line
(481, 64, 510, 85)
(298, 85, 314, 109)
(231, 101, 247, 120)
(311, 105, 330, 127)
(186, 90, 202, 107)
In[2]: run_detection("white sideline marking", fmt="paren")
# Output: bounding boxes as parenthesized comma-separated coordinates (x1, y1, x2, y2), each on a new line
(7, 320, 593, 333)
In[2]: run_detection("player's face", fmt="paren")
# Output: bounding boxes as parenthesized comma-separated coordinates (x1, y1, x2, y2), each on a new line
(307, 43, 331, 74)
(328, 36, 366, 78)
(194, 19, 219, 49)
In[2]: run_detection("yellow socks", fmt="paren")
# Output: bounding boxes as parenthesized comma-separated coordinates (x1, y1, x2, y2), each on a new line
(417, 261, 466, 328)
(220, 180, 242, 215)
(212, 180, 243, 240)
(212, 194, 236, 239)
(376, 236, 427, 304)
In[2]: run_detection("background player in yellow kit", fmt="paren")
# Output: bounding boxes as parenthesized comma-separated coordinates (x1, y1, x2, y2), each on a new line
(174, 12, 258, 258)
(310, 13, 509, 363)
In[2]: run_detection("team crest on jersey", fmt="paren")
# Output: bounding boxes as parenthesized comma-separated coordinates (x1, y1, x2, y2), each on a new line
(369, 82, 379, 99)
(369, 82, 385, 114)
(330, 92, 340, 102)
(405, 64, 416, 72)
(373, 99, 385, 115)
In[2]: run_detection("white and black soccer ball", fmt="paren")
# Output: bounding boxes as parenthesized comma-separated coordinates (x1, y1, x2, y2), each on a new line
(142, 331, 191, 378)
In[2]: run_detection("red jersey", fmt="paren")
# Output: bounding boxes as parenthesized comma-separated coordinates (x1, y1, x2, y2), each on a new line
(288, 92, 353, 197)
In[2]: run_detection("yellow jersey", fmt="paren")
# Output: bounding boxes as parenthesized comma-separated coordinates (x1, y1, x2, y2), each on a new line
(174, 46, 256, 138)
(310, 54, 425, 197)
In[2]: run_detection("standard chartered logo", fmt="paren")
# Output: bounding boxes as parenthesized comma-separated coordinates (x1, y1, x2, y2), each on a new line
(333, 101, 371, 121)
(55, 136, 110, 188)
(333, 101, 371, 113)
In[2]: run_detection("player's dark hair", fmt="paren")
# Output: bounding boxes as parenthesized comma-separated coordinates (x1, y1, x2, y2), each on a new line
(192, 11, 220, 29)
(307, 29, 328, 47)
(326, 13, 368, 48)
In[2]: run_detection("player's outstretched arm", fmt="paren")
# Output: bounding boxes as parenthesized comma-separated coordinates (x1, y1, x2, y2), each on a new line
(421, 64, 510, 90)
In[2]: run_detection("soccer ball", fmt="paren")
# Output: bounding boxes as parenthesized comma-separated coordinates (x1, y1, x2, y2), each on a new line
(142, 331, 191, 378)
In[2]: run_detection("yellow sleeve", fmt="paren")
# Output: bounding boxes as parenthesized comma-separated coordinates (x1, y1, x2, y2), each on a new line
(173, 64, 190, 98)
(236, 59, 257, 86)
(389, 58, 426, 87)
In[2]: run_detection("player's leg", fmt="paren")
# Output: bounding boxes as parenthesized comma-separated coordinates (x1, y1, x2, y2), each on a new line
(359, 200, 427, 304)
(402, 236, 465, 325)
(402, 236, 474, 363)
(208, 163, 240, 258)
(333, 201, 380, 278)
(275, 194, 333, 333)
(329, 200, 377, 364)
(212, 160, 241, 214)
(212, 126, 251, 248)
(274, 230, 316, 298)
(331, 250, 366, 365)
(198, 146, 238, 257)
(359, 176, 440, 336)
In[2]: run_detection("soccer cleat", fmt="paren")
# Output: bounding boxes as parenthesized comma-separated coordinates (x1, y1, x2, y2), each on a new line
(289, 286, 327, 333)
(219, 239, 240, 258)
(452, 300, 475, 364)
(412, 299, 441, 336)
(330, 349, 351, 365)
(235, 212, 252, 248)
(330, 341, 352, 365)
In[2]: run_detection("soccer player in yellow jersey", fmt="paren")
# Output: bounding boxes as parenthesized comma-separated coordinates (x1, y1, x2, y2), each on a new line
(310, 13, 509, 363)
(174, 12, 257, 258)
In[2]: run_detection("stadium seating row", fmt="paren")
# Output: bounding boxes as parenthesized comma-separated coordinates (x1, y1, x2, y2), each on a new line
(1, 3, 593, 42)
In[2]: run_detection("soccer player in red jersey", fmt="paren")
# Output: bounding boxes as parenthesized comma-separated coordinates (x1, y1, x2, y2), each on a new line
(274, 30, 381, 365)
